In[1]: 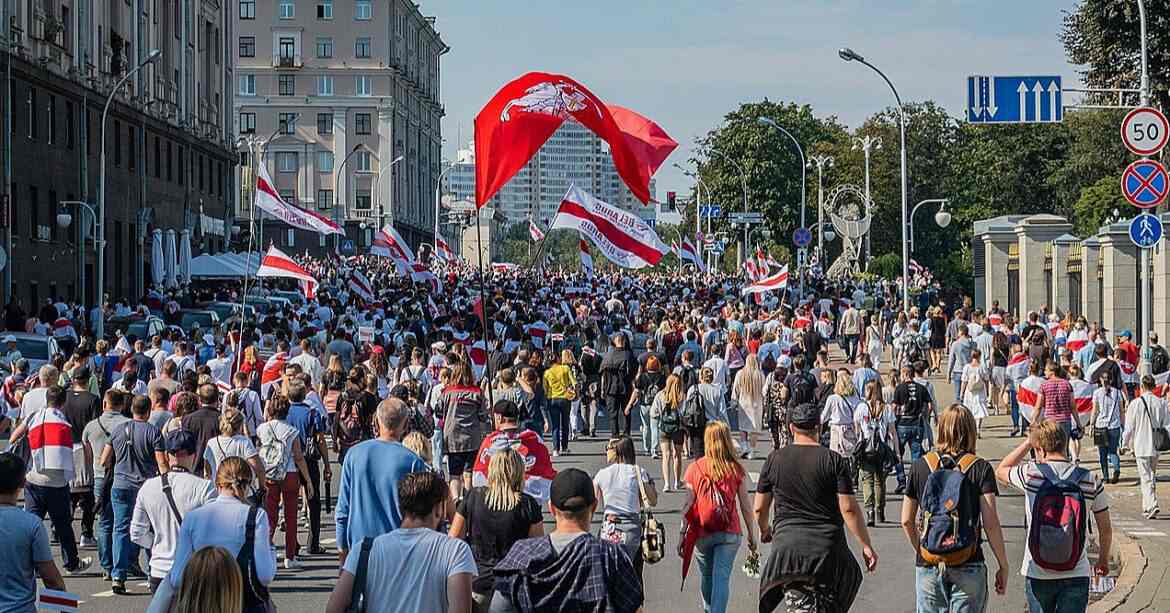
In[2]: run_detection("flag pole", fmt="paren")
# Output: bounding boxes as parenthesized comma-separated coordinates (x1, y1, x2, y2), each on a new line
(474, 204, 495, 406)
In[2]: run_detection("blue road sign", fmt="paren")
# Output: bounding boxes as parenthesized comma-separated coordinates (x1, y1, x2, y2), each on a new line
(793, 227, 812, 248)
(1122, 159, 1169, 209)
(967, 76, 1063, 124)
(339, 239, 356, 256)
(700, 205, 722, 218)
(1130, 214, 1163, 248)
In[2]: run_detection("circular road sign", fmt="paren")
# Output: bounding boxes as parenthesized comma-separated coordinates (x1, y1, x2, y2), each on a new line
(1122, 107, 1170, 156)
(1129, 213, 1163, 249)
(793, 227, 813, 248)
(1121, 159, 1169, 209)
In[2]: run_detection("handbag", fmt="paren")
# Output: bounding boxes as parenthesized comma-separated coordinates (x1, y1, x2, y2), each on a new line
(1141, 397, 1170, 452)
(636, 468, 664, 565)
(1092, 427, 1110, 447)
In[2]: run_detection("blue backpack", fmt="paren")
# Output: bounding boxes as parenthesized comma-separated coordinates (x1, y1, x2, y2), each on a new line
(919, 452, 981, 567)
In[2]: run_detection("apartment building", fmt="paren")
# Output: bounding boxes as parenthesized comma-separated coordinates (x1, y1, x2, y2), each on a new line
(0, 0, 236, 307)
(234, 0, 447, 254)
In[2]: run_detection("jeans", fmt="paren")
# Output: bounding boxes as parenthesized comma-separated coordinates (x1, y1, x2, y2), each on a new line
(916, 562, 989, 613)
(71, 490, 95, 539)
(951, 372, 964, 401)
(1096, 427, 1121, 479)
(111, 486, 141, 580)
(547, 398, 571, 451)
(639, 404, 659, 452)
(265, 472, 301, 559)
(24, 483, 80, 569)
(94, 477, 113, 572)
(1010, 386, 1021, 429)
(844, 334, 859, 362)
(1025, 576, 1089, 613)
(431, 415, 445, 472)
(694, 532, 741, 613)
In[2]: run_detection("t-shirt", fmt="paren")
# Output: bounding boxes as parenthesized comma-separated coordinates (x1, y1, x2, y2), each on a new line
(593, 463, 654, 517)
(202, 435, 259, 480)
(1007, 460, 1110, 579)
(906, 454, 998, 566)
(180, 407, 221, 474)
(109, 420, 165, 490)
(0, 506, 53, 613)
(256, 420, 299, 473)
(893, 381, 931, 427)
(343, 527, 476, 613)
(757, 444, 852, 538)
(457, 487, 542, 594)
(61, 390, 100, 441)
(82, 412, 132, 473)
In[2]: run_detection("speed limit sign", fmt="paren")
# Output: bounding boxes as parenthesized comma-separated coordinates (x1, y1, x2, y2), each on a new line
(1122, 107, 1169, 156)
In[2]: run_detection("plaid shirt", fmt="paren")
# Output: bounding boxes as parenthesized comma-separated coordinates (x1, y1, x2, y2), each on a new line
(493, 533, 643, 613)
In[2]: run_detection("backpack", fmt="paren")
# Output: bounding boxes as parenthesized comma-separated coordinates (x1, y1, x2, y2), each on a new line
(237, 505, 271, 609)
(639, 376, 661, 407)
(409, 406, 435, 438)
(693, 465, 733, 533)
(677, 366, 699, 393)
(1027, 463, 1090, 572)
(918, 452, 982, 567)
(681, 387, 706, 431)
(787, 373, 817, 408)
(258, 424, 290, 483)
(658, 403, 681, 435)
(761, 352, 777, 374)
(905, 336, 925, 365)
(1152, 346, 1170, 376)
(333, 391, 368, 449)
(404, 365, 430, 398)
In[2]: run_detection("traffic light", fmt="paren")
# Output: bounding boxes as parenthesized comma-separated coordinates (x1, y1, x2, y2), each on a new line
(666, 191, 676, 210)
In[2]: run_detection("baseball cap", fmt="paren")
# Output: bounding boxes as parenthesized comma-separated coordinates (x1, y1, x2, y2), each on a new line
(2, 335, 15, 343)
(164, 430, 197, 455)
(492, 399, 521, 419)
(790, 403, 821, 430)
(549, 468, 597, 512)
(1120, 330, 1133, 339)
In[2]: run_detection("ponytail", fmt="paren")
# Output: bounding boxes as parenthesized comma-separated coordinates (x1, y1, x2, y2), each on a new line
(215, 456, 254, 499)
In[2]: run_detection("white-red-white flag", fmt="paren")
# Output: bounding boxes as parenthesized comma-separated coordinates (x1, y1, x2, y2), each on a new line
(528, 219, 546, 242)
(371, 224, 416, 273)
(680, 238, 706, 272)
(579, 238, 594, 277)
(435, 235, 455, 263)
(37, 588, 81, 612)
(348, 269, 375, 302)
(254, 163, 343, 236)
(410, 262, 444, 293)
(550, 184, 668, 269)
(1006, 353, 1031, 382)
(1017, 375, 1044, 418)
(256, 246, 318, 299)
(1072, 379, 1096, 419)
(1066, 328, 1090, 353)
(742, 266, 789, 295)
(260, 351, 287, 398)
(743, 258, 760, 280)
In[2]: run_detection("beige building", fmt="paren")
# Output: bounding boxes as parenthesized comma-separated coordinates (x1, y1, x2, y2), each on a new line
(234, 0, 447, 254)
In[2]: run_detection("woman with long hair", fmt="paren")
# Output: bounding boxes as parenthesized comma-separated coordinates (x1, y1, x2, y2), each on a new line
(203, 407, 265, 483)
(331, 365, 376, 464)
(724, 330, 746, 389)
(959, 349, 990, 436)
(238, 345, 263, 393)
(820, 368, 861, 469)
(448, 448, 542, 613)
(257, 394, 314, 570)
(440, 361, 491, 502)
(169, 546, 243, 613)
(853, 379, 897, 526)
(517, 366, 546, 435)
(1090, 368, 1123, 483)
(763, 364, 791, 449)
(594, 436, 658, 581)
(627, 355, 667, 457)
(364, 347, 390, 398)
(652, 374, 686, 491)
(542, 349, 577, 456)
(319, 354, 347, 422)
(680, 421, 758, 613)
(928, 307, 947, 374)
(731, 354, 765, 459)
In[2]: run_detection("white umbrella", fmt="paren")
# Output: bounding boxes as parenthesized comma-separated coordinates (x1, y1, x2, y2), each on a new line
(179, 230, 192, 285)
(165, 229, 177, 288)
(151, 229, 164, 287)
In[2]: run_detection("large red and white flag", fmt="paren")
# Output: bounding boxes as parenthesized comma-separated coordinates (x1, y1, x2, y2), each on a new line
(742, 266, 789, 295)
(472, 429, 557, 505)
(254, 163, 343, 236)
(256, 246, 318, 299)
(743, 258, 760, 280)
(1005, 353, 1031, 382)
(1065, 328, 1090, 353)
(28, 408, 74, 479)
(260, 351, 287, 398)
(1017, 375, 1045, 417)
(468, 340, 489, 380)
(578, 238, 594, 277)
(371, 224, 416, 273)
(1138, 371, 1170, 398)
(1071, 379, 1096, 419)
(528, 219, 546, 242)
(348, 269, 375, 302)
(409, 262, 443, 293)
(434, 235, 455, 263)
(550, 184, 668, 269)
(680, 238, 706, 272)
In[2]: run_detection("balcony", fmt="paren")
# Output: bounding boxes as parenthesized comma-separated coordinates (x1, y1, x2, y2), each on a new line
(274, 55, 301, 69)
(347, 208, 378, 222)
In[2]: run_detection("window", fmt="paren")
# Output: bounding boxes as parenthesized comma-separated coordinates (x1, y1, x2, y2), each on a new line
(355, 75, 371, 96)
(177, 146, 184, 185)
(239, 36, 255, 57)
(356, 150, 372, 172)
(279, 0, 294, 19)
(317, 150, 334, 172)
(316, 37, 332, 58)
(317, 0, 332, 19)
(278, 75, 295, 96)
(355, 0, 372, 20)
(316, 113, 333, 135)
(316, 76, 333, 96)
(354, 37, 371, 58)
(278, 37, 295, 60)
(166, 141, 173, 181)
(276, 152, 298, 172)
(26, 87, 35, 139)
(355, 113, 371, 134)
(239, 0, 255, 19)
(154, 136, 161, 178)
(355, 189, 371, 209)
(128, 126, 136, 172)
(279, 189, 296, 204)
(65, 101, 73, 149)
(113, 120, 121, 166)
(47, 95, 56, 145)
(27, 186, 37, 239)
(239, 112, 256, 134)
(278, 113, 297, 134)
(286, 229, 295, 247)
(238, 74, 255, 95)
(316, 189, 333, 210)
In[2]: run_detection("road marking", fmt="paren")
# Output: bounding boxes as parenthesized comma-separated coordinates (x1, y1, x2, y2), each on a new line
(1126, 530, 1167, 537)
(91, 590, 115, 598)
(749, 472, 759, 483)
(321, 537, 336, 545)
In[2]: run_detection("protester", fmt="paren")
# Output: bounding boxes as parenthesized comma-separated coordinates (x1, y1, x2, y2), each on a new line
(168, 546, 243, 613)
(629, 355, 666, 457)
(854, 379, 897, 526)
(256, 393, 313, 569)
(600, 332, 638, 438)
(0, 452, 69, 612)
(1090, 369, 1123, 484)
(542, 349, 577, 456)
(731, 354, 765, 459)
(653, 373, 686, 492)
(1122, 374, 1169, 519)
(441, 362, 491, 501)
(593, 436, 657, 580)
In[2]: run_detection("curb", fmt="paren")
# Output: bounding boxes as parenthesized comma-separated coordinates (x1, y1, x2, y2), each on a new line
(1089, 533, 1146, 613)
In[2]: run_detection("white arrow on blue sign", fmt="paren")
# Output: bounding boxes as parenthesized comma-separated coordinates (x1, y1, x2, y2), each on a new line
(1129, 214, 1163, 249)
(967, 76, 1063, 124)
(700, 205, 722, 218)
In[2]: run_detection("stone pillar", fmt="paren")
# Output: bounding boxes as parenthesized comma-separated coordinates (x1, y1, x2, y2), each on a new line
(377, 107, 395, 227)
(1081, 237, 1102, 324)
(1051, 233, 1079, 316)
(1100, 223, 1139, 336)
(981, 230, 1015, 313)
(1015, 215, 1074, 316)
(1152, 213, 1170, 344)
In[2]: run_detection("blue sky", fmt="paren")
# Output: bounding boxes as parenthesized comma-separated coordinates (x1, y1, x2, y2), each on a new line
(435, 1, 1081, 199)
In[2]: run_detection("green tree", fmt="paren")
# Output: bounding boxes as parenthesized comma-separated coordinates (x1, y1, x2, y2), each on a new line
(1071, 174, 1129, 235)
(1061, 0, 1170, 111)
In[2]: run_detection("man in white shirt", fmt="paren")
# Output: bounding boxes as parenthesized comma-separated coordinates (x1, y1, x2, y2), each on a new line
(130, 430, 216, 592)
(205, 345, 233, 386)
(702, 342, 729, 392)
(289, 339, 323, 387)
(19, 365, 59, 423)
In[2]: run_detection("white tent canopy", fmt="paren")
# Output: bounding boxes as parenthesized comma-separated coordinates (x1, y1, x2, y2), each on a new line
(150, 230, 164, 287)
(188, 252, 262, 279)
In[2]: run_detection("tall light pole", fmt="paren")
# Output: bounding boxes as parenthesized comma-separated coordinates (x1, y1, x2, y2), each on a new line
(673, 162, 710, 268)
(756, 117, 807, 297)
(840, 47, 910, 312)
(705, 148, 750, 267)
(97, 48, 160, 338)
(908, 199, 951, 253)
(808, 154, 834, 261)
(56, 201, 97, 311)
(373, 155, 404, 228)
(333, 144, 367, 252)
(1136, 0, 1152, 350)
(435, 160, 456, 255)
(852, 135, 881, 265)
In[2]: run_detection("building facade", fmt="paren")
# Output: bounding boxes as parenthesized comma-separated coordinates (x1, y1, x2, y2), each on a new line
(1, 0, 237, 308)
(445, 119, 656, 227)
(233, 0, 447, 255)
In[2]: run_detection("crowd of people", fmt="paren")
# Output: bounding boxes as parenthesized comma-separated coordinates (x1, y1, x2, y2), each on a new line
(0, 253, 1155, 613)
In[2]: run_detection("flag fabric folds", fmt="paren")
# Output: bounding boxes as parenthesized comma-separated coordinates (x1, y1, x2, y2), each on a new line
(348, 269, 375, 302)
(28, 408, 74, 479)
(607, 105, 679, 182)
(254, 163, 343, 236)
(579, 238, 594, 277)
(435, 235, 455, 263)
(371, 224, 417, 273)
(257, 246, 318, 299)
(528, 219, 546, 242)
(549, 184, 668, 269)
(472, 429, 557, 505)
(260, 352, 288, 398)
(679, 238, 706, 272)
(742, 266, 789, 295)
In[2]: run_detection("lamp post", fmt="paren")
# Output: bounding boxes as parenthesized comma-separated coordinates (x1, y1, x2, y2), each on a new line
(673, 162, 710, 270)
(57, 201, 97, 313)
(852, 135, 882, 264)
(96, 48, 160, 338)
(840, 47, 910, 312)
(808, 154, 834, 260)
(373, 155, 404, 229)
(705, 148, 750, 268)
(756, 117, 807, 296)
(908, 199, 951, 253)
(435, 160, 456, 255)
(333, 144, 367, 251)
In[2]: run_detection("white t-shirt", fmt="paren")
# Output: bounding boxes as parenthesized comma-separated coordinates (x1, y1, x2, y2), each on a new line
(343, 527, 476, 613)
(593, 463, 653, 517)
(256, 420, 299, 474)
(1007, 461, 1109, 580)
(202, 435, 259, 481)
(1091, 388, 1123, 429)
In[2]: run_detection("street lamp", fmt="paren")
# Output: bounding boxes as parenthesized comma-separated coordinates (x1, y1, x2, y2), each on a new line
(705, 148, 750, 268)
(810, 220, 837, 244)
(673, 162, 711, 269)
(57, 200, 98, 312)
(840, 46, 910, 312)
(908, 198, 950, 253)
(808, 154, 834, 258)
(852, 135, 882, 263)
(96, 48, 160, 338)
(334, 144, 368, 251)
(756, 117, 807, 296)
(435, 160, 456, 255)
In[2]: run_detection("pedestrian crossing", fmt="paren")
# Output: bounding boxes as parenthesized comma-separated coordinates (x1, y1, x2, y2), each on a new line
(1115, 518, 1168, 538)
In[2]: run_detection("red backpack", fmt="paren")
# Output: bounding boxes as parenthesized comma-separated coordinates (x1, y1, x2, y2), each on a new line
(693, 462, 736, 533)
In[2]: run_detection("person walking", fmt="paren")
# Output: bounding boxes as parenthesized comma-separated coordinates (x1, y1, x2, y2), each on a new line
(166, 546, 243, 613)
(600, 332, 638, 438)
(731, 354, 765, 460)
(652, 374, 686, 492)
(441, 362, 491, 502)
(256, 394, 314, 570)
(1034, 362, 1080, 446)
(1089, 370, 1123, 484)
(854, 380, 897, 526)
(201, 408, 265, 483)
(1123, 375, 1169, 519)
(821, 369, 861, 474)
(627, 355, 666, 457)
(542, 350, 577, 456)
(960, 349, 991, 436)
(593, 436, 657, 581)
(946, 324, 977, 402)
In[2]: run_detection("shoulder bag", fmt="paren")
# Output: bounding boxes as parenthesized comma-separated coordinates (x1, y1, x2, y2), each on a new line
(637, 467, 664, 565)
(1142, 397, 1170, 452)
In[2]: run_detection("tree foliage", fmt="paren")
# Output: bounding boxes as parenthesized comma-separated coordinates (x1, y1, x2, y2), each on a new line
(1061, 0, 1170, 111)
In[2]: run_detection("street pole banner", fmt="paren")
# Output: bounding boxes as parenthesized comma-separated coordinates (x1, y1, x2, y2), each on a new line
(254, 163, 344, 236)
(549, 184, 669, 269)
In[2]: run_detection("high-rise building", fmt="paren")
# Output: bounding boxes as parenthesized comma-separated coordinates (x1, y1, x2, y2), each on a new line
(0, 0, 237, 306)
(445, 119, 656, 227)
(234, 0, 447, 254)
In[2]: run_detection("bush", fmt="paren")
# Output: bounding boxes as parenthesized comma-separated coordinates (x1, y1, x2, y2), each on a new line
(867, 253, 902, 279)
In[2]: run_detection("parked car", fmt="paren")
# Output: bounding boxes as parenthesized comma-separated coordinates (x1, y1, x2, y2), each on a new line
(202, 301, 256, 324)
(5, 333, 61, 372)
(271, 290, 305, 307)
(106, 315, 167, 342)
(178, 309, 221, 337)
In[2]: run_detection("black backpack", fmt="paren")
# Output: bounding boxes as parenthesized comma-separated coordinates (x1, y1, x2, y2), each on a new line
(1153, 346, 1170, 376)
(682, 387, 706, 431)
(238, 506, 271, 609)
(787, 373, 817, 408)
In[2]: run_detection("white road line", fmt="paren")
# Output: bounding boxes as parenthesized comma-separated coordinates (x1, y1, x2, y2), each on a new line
(1126, 531, 1167, 537)
(91, 590, 115, 598)
(322, 537, 336, 545)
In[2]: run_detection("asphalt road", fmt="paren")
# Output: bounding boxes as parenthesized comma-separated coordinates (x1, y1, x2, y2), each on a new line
(51, 398, 1031, 612)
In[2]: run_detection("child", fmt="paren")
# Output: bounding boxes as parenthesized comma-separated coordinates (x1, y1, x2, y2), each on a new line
(0, 452, 68, 611)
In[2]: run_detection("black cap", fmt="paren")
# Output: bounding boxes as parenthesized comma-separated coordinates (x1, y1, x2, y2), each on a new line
(164, 430, 198, 455)
(492, 399, 521, 419)
(549, 468, 596, 512)
(790, 403, 821, 430)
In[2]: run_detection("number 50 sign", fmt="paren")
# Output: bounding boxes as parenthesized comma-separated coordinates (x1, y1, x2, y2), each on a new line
(1122, 107, 1169, 157)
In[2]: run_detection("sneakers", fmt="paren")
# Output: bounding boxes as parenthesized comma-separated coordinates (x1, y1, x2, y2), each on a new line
(111, 578, 126, 594)
(284, 557, 304, 570)
(1147, 508, 1160, 520)
(552, 450, 561, 458)
(64, 557, 93, 576)
(79, 536, 96, 548)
